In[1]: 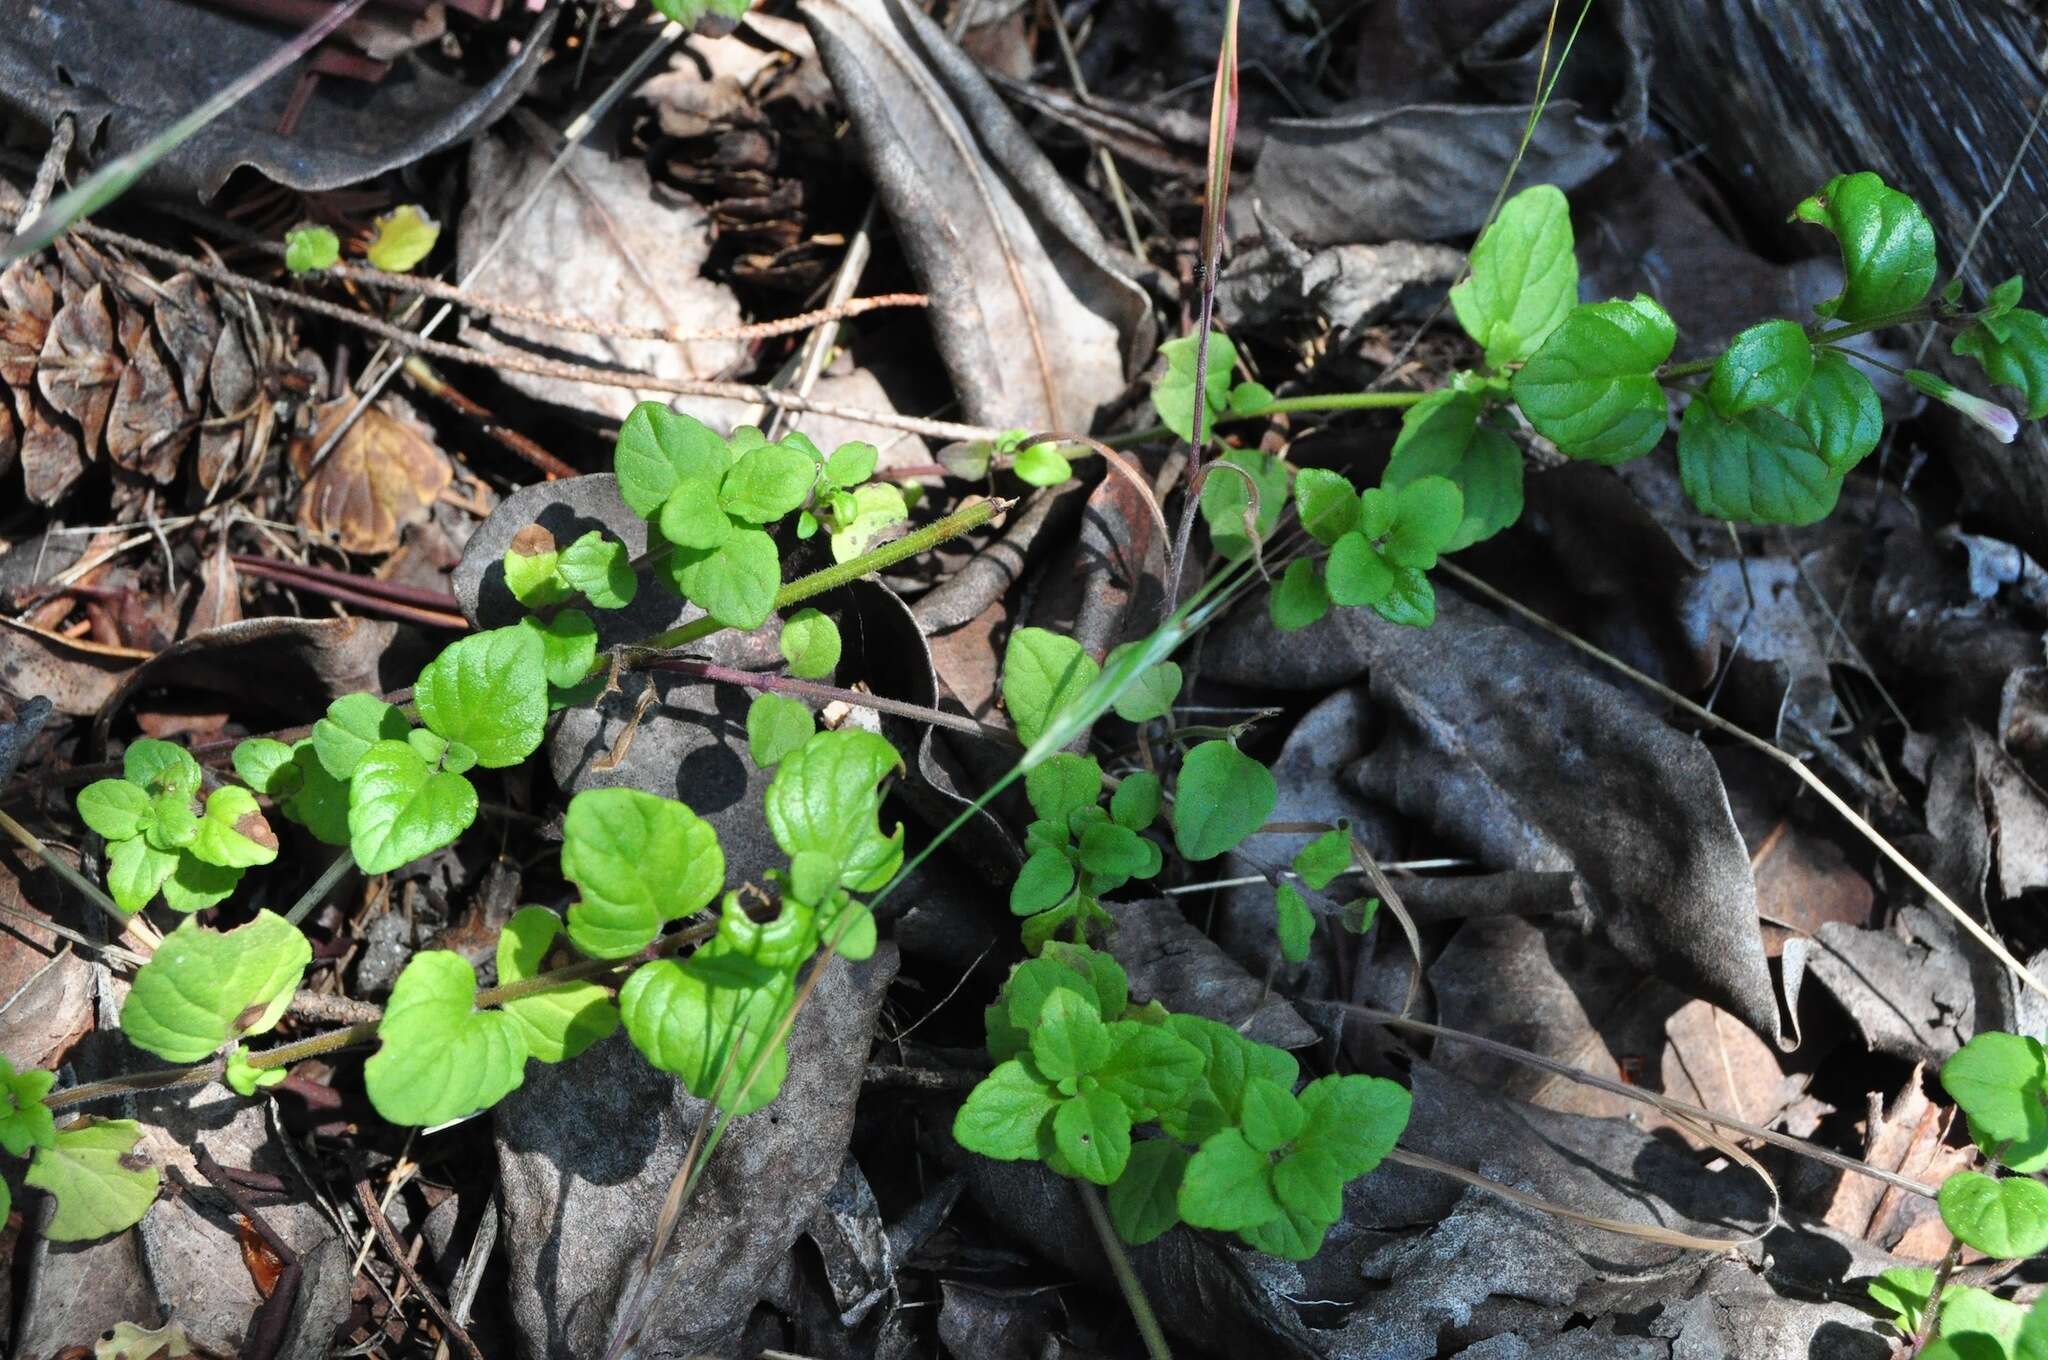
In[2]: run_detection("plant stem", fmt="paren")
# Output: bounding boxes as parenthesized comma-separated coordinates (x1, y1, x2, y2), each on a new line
(1078, 1181, 1173, 1360)
(1658, 305, 1943, 381)
(283, 852, 355, 927)
(650, 658, 1018, 744)
(1110, 389, 1431, 448)
(626, 498, 1009, 658)
(1908, 1237, 1965, 1356)
(0, 808, 159, 954)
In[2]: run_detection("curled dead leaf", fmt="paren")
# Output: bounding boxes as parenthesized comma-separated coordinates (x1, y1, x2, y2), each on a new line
(292, 397, 453, 555)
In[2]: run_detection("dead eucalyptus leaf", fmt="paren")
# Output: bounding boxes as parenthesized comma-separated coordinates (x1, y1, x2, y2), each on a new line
(292, 398, 453, 555)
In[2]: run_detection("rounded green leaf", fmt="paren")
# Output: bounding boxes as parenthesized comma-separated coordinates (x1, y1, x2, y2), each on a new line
(1151, 332, 1237, 442)
(106, 836, 176, 913)
(825, 441, 878, 487)
(1002, 627, 1102, 748)
(721, 441, 817, 523)
(1108, 1140, 1189, 1246)
(1025, 754, 1102, 827)
(1111, 771, 1162, 831)
(1030, 990, 1110, 1082)
(282, 743, 351, 847)
(1373, 566, 1436, 629)
(141, 792, 199, 852)
(78, 780, 151, 842)
(25, 1118, 159, 1242)
(557, 530, 638, 609)
(1942, 1032, 2048, 1147)
(347, 739, 478, 874)
(413, 626, 548, 768)
(312, 692, 409, 780)
(1382, 392, 1525, 551)
(365, 204, 439, 272)
(618, 955, 790, 1115)
(0, 1057, 56, 1157)
(497, 907, 620, 1063)
(1938, 1171, 2048, 1259)
(658, 484, 732, 551)
(283, 224, 339, 274)
(225, 1046, 287, 1097)
(1790, 351, 1882, 474)
(522, 609, 598, 689)
(1955, 307, 2048, 421)
(1291, 828, 1351, 891)
(562, 788, 725, 959)
(1326, 532, 1394, 607)
(120, 911, 311, 1062)
(1093, 1020, 1202, 1121)
(159, 853, 243, 915)
(672, 526, 780, 631)
(1236, 1202, 1331, 1260)
(1270, 559, 1330, 632)
(827, 483, 910, 563)
(764, 729, 904, 893)
(1199, 450, 1288, 561)
(1274, 883, 1314, 964)
(1011, 847, 1077, 916)
(231, 738, 299, 798)
(1173, 741, 1276, 862)
(1078, 821, 1151, 879)
(1793, 171, 1936, 324)
(1451, 183, 1577, 368)
(1292, 467, 1360, 546)
(1178, 1128, 1281, 1230)
(615, 403, 731, 518)
(1054, 1085, 1132, 1185)
(503, 524, 569, 608)
(124, 738, 201, 800)
(364, 952, 528, 1126)
(1239, 1076, 1307, 1154)
(1866, 1267, 1935, 1335)
(1383, 476, 1464, 570)
(1676, 399, 1842, 526)
(1510, 295, 1676, 464)
(746, 692, 815, 768)
(1707, 320, 1814, 418)
(1012, 442, 1073, 487)
(954, 1059, 1060, 1161)
(1105, 646, 1181, 724)
(187, 786, 279, 870)
(779, 608, 842, 679)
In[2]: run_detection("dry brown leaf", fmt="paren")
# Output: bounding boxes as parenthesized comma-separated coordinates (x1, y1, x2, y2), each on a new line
(293, 397, 454, 554)
(1752, 819, 1875, 956)
(0, 616, 150, 716)
(1822, 1066, 1973, 1261)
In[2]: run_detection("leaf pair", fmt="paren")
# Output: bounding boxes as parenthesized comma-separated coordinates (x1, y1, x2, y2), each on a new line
(502, 524, 637, 613)
(79, 739, 278, 914)
(1012, 755, 1163, 952)
(1152, 332, 1273, 444)
(792, 440, 912, 562)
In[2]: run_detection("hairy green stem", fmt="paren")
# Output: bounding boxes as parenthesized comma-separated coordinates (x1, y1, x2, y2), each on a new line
(624, 498, 1008, 659)
(1079, 1181, 1174, 1360)
(283, 852, 355, 928)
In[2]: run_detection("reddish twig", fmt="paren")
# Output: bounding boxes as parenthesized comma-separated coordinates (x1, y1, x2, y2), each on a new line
(231, 555, 469, 630)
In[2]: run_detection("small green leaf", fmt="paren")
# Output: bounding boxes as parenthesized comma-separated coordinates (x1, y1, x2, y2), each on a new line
(497, 907, 620, 1063)
(1707, 320, 1814, 418)
(1179, 1128, 1281, 1230)
(1326, 532, 1395, 607)
(232, 738, 299, 798)
(615, 403, 731, 518)
(954, 1059, 1060, 1161)
(1793, 171, 1936, 323)
(160, 854, 243, 915)
(1173, 741, 1277, 862)
(1104, 644, 1181, 723)
(365, 205, 439, 272)
(779, 608, 842, 679)
(658, 481, 732, 551)
(282, 743, 351, 847)
(671, 526, 780, 630)
(1108, 1140, 1188, 1245)
(364, 952, 528, 1125)
(1078, 821, 1151, 879)
(1372, 566, 1436, 628)
(763, 730, 904, 893)
(1451, 183, 1577, 367)
(283, 224, 339, 274)
(1510, 295, 1676, 464)
(1939, 1170, 2048, 1259)
(746, 693, 814, 768)
(1382, 392, 1524, 551)
(1291, 828, 1351, 891)
(1012, 847, 1078, 916)
(347, 740, 477, 874)
(414, 626, 549, 768)
(106, 837, 177, 913)
(0, 1056, 56, 1156)
(1292, 467, 1359, 546)
(721, 441, 817, 522)
(1271, 1074, 1410, 1223)
(1676, 399, 1842, 526)
(120, 911, 309, 1062)
(1199, 450, 1288, 561)
(125, 738, 201, 800)
(25, 1118, 159, 1242)
(562, 788, 725, 959)
(1382, 476, 1464, 570)
(618, 952, 791, 1115)
(141, 791, 199, 851)
(1228, 380, 1275, 413)
(1012, 442, 1073, 486)
(521, 609, 598, 690)
(503, 525, 569, 608)
(1270, 559, 1330, 631)
(78, 780, 152, 842)
(186, 786, 279, 870)
(826, 482, 910, 563)
(1111, 772, 1162, 831)
(2020, 1297, 2048, 1360)
(1274, 884, 1313, 963)
(1026, 754, 1102, 827)
(1089, 1024, 1200, 1124)
(1031, 990, 1110, 1082)
(312, 693, 409, 780)
(1928, 1286, 2027, 1359)
(1789, 351, 1882, 474)
(1151, 332, 1237, 442)
(1955, 307, 2048, 420)
(1941, 1032, 2048, 1149)
(1002, 628, 1102, 747)
(1985, 275, 2027, 328)
(1866, 1267, 1935, 1335)
(1239, 1076, 1307, 1153)
(557, 530, 637, 609)
(224, 1046, 285, 1098)
(826, 441, 879, 487)
(1054, 1086, 1132, 1184)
